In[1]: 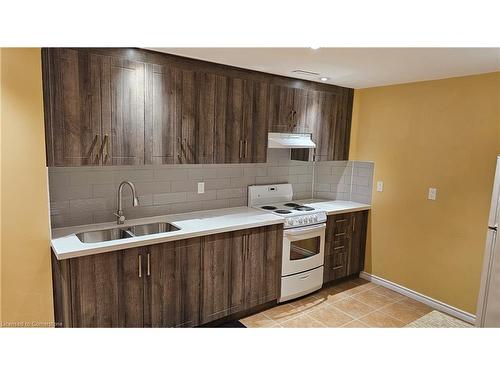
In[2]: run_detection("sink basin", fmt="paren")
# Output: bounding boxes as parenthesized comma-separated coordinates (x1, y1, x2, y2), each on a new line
(76, 222, 180, 243)
(128, 222, 180, 236)
(76, 228, 134, 243)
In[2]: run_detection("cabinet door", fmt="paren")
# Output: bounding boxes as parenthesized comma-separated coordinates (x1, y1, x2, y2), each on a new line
(243, 228, 266, 309)
(69, 248, 144, 327)
(200, 233, 233, 324)
(196, 71, 217, 164)
(145, 238, 201, 327)
(224, 77, 244, 163)
(102, 56, 145, 165)
(214, 75, 229, 163)
(268, 85, 294, 132)
(262, 225, 282, 302)
(176, 69, 198, 163)
(243, 225, 282, 309)
(332, 90, 354, 160)
(347, 210, 368, 276)
(43, 49, 103, 166)
(241, 80, 269, 163)
(314, 91, 337, 161)
(144, 63, 177, 164)
(292, 87, 308, 133)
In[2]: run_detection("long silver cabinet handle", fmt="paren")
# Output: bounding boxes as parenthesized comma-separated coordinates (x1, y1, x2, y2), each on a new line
(147, 253, 151, 276)
(138, 254, 142, 278)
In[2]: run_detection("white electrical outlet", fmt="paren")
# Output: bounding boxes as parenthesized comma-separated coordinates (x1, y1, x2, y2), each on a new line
(428, 187, 437, 200)
(376, 181, 384, 192)
(198, 182, 205, 194)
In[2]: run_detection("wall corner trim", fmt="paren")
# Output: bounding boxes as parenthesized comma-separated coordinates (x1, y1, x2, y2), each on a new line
(359, 271, 476, 325)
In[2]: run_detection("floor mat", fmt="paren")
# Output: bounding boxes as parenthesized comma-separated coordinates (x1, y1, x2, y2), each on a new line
(405, 310, 472, 328)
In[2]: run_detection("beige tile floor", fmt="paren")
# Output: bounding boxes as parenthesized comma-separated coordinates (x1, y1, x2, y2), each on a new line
(240, 278, 443, 328)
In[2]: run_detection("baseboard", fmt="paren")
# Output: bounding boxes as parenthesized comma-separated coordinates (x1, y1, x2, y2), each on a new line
(359, 271, 476, 325)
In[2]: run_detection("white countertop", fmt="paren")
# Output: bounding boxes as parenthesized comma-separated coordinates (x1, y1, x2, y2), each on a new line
(51, 200, 371, 260)
(293, 199, 372, 215)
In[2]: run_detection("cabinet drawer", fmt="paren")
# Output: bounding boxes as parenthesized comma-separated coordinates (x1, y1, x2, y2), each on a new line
(281, 266, 323, 302)
(326, 252, 348, 280)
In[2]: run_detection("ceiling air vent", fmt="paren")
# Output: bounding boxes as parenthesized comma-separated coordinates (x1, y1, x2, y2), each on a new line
(291, 69, 320, 77)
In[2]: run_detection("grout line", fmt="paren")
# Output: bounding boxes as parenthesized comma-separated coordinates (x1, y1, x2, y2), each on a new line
(252, 280, 426, 328)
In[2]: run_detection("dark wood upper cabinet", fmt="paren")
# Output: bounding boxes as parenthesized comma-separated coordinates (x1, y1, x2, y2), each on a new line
(43, 48, 353, 166)
(196, 71, 217, 164)
(42, 49, 102, 166)
(268, 85, 308, 134)
(212, 76, 269, 164)
(241, 79, 269, 163)
(145, 63, 177, 164)
(104, 57, 146, 166)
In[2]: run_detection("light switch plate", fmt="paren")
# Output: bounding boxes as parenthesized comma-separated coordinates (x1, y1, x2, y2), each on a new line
(198, 182, 205, 194)
(428, 187, 437, 200)
(376, 181, 384, 192)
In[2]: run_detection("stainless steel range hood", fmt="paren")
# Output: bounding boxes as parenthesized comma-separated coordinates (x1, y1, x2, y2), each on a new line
(267, 133, 316, 149)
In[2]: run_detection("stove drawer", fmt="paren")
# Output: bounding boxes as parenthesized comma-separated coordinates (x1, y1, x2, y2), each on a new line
(279, 266, 323, 302)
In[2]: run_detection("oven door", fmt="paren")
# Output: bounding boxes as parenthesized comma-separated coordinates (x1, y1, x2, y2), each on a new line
(282, 223, 326, 277)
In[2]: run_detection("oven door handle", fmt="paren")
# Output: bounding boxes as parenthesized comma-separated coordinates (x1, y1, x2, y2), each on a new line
(285, 223, 326, 237)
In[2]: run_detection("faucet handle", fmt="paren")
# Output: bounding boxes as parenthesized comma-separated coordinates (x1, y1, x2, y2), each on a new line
(114, 212, 126, 224)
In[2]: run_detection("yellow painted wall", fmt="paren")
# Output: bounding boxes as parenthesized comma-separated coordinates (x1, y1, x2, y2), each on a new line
(0, 48, 53, 326)
(351, 72, 500, 314)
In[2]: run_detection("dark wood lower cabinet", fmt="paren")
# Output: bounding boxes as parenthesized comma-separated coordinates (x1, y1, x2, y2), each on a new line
(52, 248, 145, 328)
(145, 238, 201, 327)
(52, 224, 283, 327)
(199, 226, 282, 324)
(324, 210, 369, 283)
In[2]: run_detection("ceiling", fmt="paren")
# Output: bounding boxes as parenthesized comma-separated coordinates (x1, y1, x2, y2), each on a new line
(149, 48, 500, 89)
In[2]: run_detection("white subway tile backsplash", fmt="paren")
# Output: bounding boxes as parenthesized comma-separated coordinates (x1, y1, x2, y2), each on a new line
(243, 166, 268, 177)
(186, 190, 218, 202)
(216, 167, 244, 179)
(267, 166, 289, 176)
(153, 192, 187, 205)
(154, 169, 189, 181)
(188, 168, 220, 180)
(216, 188, 245, 199)
(203, 178, 232, 190)
(171, 180, 198, 192)
(48, 150, 373, 228)
(230, 176, 257, 188)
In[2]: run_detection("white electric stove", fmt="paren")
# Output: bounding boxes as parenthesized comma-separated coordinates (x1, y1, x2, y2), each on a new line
(248, 184, 326, 302)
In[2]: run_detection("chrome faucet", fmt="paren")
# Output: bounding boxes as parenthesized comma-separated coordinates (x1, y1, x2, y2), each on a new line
(115, 181, 139, 224)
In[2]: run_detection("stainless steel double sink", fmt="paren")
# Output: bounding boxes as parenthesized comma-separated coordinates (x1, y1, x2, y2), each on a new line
(76, 222, 180, 243)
